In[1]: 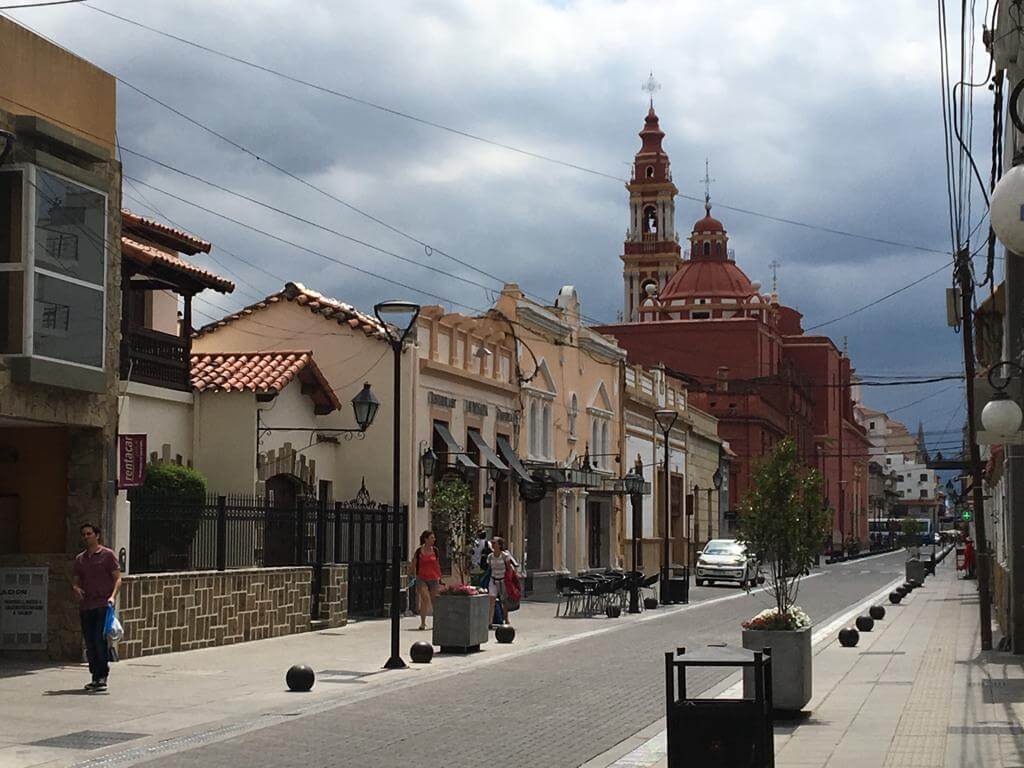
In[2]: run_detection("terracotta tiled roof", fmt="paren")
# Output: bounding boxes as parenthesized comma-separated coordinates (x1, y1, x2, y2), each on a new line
(194, 282, 388, 340)
(122, 209, 211, 255)
(190, 350, 341, 413)
(122, 236, 235, 294)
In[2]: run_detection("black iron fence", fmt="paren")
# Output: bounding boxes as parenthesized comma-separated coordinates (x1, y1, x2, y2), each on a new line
(128, 490, 408, 616)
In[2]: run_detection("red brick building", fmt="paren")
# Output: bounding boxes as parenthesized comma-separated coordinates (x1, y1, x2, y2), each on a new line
(598, 106, 870, 548)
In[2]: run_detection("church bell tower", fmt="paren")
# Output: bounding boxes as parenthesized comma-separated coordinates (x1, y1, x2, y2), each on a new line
(621, 76, 682, 322)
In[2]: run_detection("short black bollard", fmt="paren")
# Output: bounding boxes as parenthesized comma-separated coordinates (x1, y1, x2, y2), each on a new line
(410, 641, 434, 663)
(889, 591, 903, 604)
(855, 615, 874, 632)
(495, 624, 516, 644)
(606, 604, 622, 619)
(869, 605, 886, 621)
(644, 597, 659, 610)
(839, 627, 860, 647)
(286, 664, 315, 692)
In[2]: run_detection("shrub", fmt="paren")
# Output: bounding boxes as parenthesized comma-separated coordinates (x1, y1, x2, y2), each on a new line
(142, 463, 207, 502)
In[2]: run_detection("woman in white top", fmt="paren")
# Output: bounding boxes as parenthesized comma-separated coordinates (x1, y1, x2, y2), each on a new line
(487, 536, 516, 627)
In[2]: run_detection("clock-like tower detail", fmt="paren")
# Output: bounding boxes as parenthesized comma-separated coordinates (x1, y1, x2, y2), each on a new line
(621, 104, 682, 322)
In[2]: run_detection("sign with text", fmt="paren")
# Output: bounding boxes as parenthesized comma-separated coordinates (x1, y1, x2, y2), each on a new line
(0, 567, 48, 650)
(118, 434, 147, 488)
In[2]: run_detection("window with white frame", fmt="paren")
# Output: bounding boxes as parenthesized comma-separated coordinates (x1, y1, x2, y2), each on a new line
(529, 400, 540, 458)
(0, 165, 106, 369)
(541, 402, 552, 459)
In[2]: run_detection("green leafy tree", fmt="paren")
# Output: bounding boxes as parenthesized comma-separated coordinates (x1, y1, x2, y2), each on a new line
(429, 476, 477, 583)
(900, 517, 923, 552)
(736, 439, 829, 626)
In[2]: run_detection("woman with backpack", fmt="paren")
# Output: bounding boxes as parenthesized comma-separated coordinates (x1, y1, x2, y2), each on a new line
(486, 536, 520, 628)
(410, 530, 441, 630)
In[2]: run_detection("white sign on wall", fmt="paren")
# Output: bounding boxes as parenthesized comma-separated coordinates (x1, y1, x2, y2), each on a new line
(0, 567, 48, 651)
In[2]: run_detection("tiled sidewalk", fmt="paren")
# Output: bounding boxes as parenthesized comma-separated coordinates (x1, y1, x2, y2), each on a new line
(775, 561, 1023, 768)
(601, 558, 1024, 768)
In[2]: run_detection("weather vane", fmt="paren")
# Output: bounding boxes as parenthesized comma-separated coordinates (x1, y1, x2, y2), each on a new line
(700, 157, 716, 212)
(642, 72, 661, 106)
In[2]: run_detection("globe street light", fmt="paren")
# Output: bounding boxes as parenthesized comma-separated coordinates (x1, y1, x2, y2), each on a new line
(375, 300, 420, 671)
(654, 409, 679, 605)
(981, 361, 1024, 437)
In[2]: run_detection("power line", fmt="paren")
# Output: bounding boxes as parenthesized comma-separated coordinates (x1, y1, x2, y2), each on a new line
(803, 260, 953, 331)
(886, 381, 964, 414)
(0, 0, 84, 8)
(76, 4, 960, 258)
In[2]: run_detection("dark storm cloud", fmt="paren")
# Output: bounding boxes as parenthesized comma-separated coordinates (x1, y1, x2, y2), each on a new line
(4, 0, 987, 436)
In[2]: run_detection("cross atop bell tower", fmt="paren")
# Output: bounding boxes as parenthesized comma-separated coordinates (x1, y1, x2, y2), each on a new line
(620, 76, 682, 323)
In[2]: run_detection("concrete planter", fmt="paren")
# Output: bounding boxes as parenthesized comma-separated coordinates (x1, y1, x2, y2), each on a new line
(905, 559, 929, 584)
(432, 594, 489, 653)
(742, 625, 812, 711)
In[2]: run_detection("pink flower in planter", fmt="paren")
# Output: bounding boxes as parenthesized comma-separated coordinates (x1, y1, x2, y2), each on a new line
(438, 583, 484, 597)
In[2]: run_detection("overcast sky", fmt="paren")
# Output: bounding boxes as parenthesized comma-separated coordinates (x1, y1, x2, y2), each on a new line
(6, 0, 994, 450)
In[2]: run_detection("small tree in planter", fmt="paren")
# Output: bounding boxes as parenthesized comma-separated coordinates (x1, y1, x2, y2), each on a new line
(429, 476, 477, 583)
(736, 438, 829, 711)
(900, 516, 923, 555)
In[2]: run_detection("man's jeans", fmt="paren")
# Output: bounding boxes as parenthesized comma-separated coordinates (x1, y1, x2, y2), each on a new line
(79, 607, 109, 681)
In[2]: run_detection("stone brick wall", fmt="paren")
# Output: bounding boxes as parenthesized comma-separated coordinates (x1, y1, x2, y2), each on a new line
(117, 566, 346, 659)
(316, 564, 348, 627)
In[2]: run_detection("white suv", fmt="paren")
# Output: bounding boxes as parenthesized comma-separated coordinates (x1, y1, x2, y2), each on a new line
(695, 539, 758, 588)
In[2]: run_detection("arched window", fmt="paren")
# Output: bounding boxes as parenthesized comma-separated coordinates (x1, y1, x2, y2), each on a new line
(645, 166, 655, 179)
(568, 394, 578, 438)
(541, 403, 552, 459)
(715, 241, 722, 256)
(591, 419, 599, 464)
(703, 241, 711, 256)
(601, 422, 609, 468)
(643, 205, 658, 234)
(529, 401, 540, 457)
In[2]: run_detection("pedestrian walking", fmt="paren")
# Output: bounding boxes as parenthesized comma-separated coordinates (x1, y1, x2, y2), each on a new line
(72, 522, 121, 691)
(486, 536, 519, 628)
(410, 530, 441, 630)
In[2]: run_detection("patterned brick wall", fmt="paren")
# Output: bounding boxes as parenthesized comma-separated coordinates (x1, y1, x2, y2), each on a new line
(117, 566, 346, 659)
(316, 564, 348, 627)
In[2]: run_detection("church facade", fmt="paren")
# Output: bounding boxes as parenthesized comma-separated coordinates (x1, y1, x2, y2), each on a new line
(598, 104, 871, 550)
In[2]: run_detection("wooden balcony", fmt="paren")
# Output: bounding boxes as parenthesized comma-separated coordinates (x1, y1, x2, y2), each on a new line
(120, 327, 189, 391)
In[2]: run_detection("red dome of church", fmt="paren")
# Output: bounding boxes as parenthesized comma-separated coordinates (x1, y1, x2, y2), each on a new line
(657, 201, 758, 301)
(693, 212, 724, 234)
(658, 259, 756, 301)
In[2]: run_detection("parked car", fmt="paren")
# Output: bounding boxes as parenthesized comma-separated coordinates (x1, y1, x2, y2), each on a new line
(695, 539, 759, 588)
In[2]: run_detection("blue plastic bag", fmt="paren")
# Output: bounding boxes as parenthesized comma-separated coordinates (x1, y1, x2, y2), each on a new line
(104, 604, 123, 642)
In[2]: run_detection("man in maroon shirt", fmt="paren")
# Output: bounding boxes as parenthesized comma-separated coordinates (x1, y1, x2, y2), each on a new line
(72, 522, 121, 691)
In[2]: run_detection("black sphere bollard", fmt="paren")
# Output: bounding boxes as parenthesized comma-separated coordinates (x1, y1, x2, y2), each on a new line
(895, 586, 908, 597)
(495, 624, 516, 644)
(869, 605, 886, 621)
(286, 664, 315, 692)
(644, 597, 659, 610)
(410, 641, 434, 663)
(838, 627, 860, 647)
(855, 615, 874, 632)
(889, 591, 903, 604)
(606, 604, 622, 619)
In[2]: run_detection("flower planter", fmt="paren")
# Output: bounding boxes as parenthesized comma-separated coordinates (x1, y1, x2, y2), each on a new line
(432, 593, 489, 653)
(742, 626, 812, 711)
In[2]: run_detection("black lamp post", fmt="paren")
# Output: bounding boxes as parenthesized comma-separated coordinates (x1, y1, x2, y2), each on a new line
(623, 458, 645, 613)
(654, 409, 678, 605)
(375, 300, 421, 671)
(711, 466, 723, 540)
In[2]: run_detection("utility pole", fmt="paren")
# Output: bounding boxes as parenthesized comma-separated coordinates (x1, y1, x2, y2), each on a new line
(956, 247, 994, 651)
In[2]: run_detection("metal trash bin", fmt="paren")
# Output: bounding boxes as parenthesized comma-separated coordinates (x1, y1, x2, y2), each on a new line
(665, 645, 774, 767)
(660, 564, 690, 604)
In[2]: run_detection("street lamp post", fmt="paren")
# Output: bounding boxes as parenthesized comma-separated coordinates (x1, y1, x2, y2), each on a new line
(692, 484, 700, 575)
(711, 466, 723, 541)
(623, 458, 645, 614)
(654, 409, 679, 605)
(375, 300, 421, 671)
